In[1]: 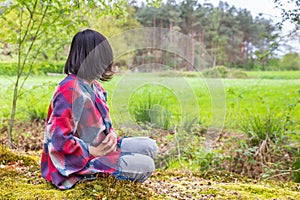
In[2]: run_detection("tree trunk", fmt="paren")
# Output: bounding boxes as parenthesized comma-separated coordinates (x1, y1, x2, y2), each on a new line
(8, 78, 19, 148)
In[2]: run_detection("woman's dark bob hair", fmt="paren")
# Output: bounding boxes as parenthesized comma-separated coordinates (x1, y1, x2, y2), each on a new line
(64, 29, 114, 81)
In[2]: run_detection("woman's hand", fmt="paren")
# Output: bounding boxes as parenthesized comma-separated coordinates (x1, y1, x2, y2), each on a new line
(89, 132, 117, 157)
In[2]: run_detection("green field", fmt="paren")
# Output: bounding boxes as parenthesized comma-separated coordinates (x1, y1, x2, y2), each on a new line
(246, 70, 300, 79)
(0, 72, 299, 134)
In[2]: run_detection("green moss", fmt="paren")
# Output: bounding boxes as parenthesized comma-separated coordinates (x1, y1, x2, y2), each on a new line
(0, 145, 39, 171)
(217, 183, 299, 199)
(0, 145, 158, 199)
(0, 146, 299, 199)
(0, 168, 157, 200)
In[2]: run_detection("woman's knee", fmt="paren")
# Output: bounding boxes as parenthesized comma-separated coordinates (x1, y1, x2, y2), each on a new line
(134, 155, 155, 182)
(120, 137, 158, 159)
(117, 154, 155, 182)
(141, 137, 158, 159)
(138, 154, 155, 174)
(149, 138, 158, 158)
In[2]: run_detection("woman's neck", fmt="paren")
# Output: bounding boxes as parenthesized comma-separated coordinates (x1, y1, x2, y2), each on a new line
(84, 79, 93, 87)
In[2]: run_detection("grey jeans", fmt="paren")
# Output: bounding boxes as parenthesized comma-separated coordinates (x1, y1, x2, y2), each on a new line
(112, 137, 158, 183)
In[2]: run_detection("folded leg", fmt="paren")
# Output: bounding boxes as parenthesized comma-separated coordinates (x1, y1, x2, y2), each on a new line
(119, 137, 158, 159)
(112, 153, 155, 183)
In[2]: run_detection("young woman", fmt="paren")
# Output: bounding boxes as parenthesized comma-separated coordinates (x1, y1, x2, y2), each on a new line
(41, 29, 158, 189)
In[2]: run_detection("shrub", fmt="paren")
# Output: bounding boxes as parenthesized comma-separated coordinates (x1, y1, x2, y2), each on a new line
(228, 69, 248, 79)
(157, 71, 182, 77)
(128, 85, 179, 130)
(0, 62, 64, 76)
(27, 106, 48, 121)
(280, 52, 300, 70)
(157, 71, 199, 78)
(235, 104, 300, 181)
(202, 66, 228, 78)
(202, 66, 248, 79)
(266, 58, 281, 70)
(240, 112, 286, 146)
(182, 71, 199, 77)
(0, 63, 19, 76)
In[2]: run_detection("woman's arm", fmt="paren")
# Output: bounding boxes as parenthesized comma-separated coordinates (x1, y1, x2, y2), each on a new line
(89, 132, 117, 157)
(47, 86, 91, 177)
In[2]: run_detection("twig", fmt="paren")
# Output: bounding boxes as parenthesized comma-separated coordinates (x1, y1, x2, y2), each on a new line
(264, 172, 291, 180)
(174, 126, 181, 164)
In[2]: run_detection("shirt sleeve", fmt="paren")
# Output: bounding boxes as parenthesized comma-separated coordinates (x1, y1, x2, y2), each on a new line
(47, 85, 90, 177)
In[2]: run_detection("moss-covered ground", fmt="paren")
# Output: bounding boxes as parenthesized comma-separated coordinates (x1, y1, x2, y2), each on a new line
(0, 145, 299, 199)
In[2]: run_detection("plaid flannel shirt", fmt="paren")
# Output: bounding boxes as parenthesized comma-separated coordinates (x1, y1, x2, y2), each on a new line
(41, 74, 121, 189)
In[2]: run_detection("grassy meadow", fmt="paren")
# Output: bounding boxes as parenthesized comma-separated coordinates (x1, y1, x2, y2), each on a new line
(246, 70, 300, 79)
(0, 72, 299, 133)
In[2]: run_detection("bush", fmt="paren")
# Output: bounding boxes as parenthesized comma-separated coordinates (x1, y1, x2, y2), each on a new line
(228, 70, 248, 79)
(0, 63, 19, 76)
(182, 71, 199, 77)
(129, 95, 174, 130)
(157, 71, 182, 77)
(35, 62, 65, 74)
(280, 52, 300, 70)
(243, 60, 255, 71)
(202, 66, 248, 79)
(128, 85, 179, 130)
(235, 106, 300, 181)
(207, 66, 228, 78)
(157, 71, 199, 78)
(240, 112, 286, 146)
(265, 58, 281, 71)
(0, 62, 64, 76)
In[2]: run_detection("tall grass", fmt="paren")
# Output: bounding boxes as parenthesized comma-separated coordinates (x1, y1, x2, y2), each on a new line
(240, 112, 286, 146)
(128, 85, 179, 130)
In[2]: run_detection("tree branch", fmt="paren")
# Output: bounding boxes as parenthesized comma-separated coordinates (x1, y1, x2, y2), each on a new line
(19, 0, 51, 91)
(20, 0, 38, 45)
